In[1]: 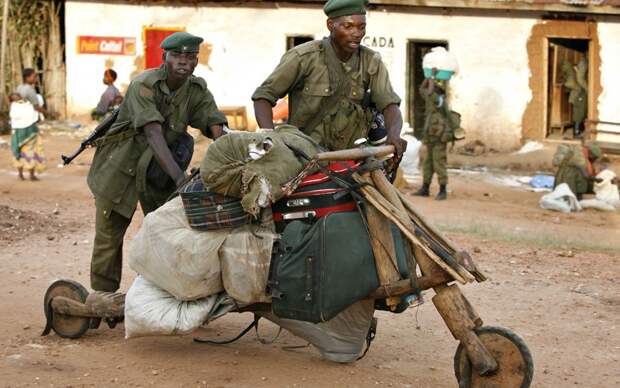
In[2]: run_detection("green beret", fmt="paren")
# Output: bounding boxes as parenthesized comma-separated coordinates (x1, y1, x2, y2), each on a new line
(160, 32, 203, 53)
(587, 142, 602, 159)
(324, 0, 367, 18)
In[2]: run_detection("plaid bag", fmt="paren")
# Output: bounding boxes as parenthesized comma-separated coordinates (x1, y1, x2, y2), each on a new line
(179, 177, 253, 231)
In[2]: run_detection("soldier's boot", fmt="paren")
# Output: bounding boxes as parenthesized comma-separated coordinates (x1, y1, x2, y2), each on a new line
(435, 184, 447, 201)
(414, 183, 430, 197)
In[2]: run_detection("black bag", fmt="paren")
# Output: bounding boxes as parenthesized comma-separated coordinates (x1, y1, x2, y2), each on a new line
(269, 210, 411, 323)
(147, 131, 194, 189)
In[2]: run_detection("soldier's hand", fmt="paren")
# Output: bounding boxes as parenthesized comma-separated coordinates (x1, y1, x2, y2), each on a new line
(386, 135, 407, 173)
(175, 172, 189, 188)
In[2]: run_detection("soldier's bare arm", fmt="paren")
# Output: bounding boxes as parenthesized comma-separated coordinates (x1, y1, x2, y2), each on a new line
(254, 100, 275, 129)
(383, 104, 406, 164)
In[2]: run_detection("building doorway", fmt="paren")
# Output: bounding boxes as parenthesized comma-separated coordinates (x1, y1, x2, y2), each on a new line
(286, 35, 314, 51)
(406, 40, 448, 139)
(143, 27, 185, 69)
(546, 38, 589, 139)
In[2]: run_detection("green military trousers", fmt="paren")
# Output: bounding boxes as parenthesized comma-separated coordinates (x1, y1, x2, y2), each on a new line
(90, 202, 132, 292)
(554, 165, 590, 197)
(422, 142, 448, 186)
(90, 192, 164, 292)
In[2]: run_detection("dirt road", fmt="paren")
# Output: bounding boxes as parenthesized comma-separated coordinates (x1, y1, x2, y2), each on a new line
(0, 134, 618, 387)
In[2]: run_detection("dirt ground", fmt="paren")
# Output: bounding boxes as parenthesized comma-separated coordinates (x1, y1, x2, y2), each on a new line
(0, 132, 618, 388)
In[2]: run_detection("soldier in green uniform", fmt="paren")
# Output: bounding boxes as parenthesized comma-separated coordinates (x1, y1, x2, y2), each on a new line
(252, 0, 407, 164)
(553, 142, 601, 200)
(414, 71, 457, 200)
(87, 32, 227, 292)
(561, 59, 588, 139)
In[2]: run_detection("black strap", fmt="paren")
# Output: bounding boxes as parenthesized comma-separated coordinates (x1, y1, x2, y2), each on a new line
(357, 317, 378, 360)
(194, 315, 259, 345)
(193, 315, 282, 346)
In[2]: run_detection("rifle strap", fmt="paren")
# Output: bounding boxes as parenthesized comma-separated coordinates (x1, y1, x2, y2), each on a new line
(91, 127, 138, 148)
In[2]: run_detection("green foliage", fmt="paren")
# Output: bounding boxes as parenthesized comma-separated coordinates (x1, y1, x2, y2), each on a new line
(7, 0, 51, 48)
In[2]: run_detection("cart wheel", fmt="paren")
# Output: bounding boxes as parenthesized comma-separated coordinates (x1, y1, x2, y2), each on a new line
(43, 279, 91, 339)
(454, 326, 533, 388)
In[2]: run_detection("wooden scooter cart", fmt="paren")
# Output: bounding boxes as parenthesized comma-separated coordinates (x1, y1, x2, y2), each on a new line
(42, 145, 533, 388)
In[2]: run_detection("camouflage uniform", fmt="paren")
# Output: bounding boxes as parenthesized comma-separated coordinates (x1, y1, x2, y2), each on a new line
(420, 89, 453, 187)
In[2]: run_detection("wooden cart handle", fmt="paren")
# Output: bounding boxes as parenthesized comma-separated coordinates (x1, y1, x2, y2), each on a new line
(315, 145, 395, 161)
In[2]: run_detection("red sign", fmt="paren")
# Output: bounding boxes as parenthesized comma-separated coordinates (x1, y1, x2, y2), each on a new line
(144, 28, 184, 69)
(77, 36, 136, 55)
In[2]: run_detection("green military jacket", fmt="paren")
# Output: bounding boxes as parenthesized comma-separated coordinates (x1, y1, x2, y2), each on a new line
(87, 65, 227, 218)
(252, 38, 400, 150)
(420, 88, 455, 145)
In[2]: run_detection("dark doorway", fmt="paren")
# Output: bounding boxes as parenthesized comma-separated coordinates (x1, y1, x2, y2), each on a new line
(406, 40, 448, 139)
(546, 38, 589, 139)
(286, 35, 314, 51)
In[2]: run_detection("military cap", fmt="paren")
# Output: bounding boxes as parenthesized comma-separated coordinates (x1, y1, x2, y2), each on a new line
(324, 0, 367, 18)
(586, 142, 602, 159)
(160, 32, 203, 53)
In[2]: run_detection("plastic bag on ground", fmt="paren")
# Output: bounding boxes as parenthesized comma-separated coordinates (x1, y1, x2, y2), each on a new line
(257, 299, 375, 363)
(539, 183, 582, 213)
(128, 196, 227, 301)
(593, 169, 619, 206)
(124, 276, 236, 339)
(529, 175, 555, 189)
(579, 169, 619, 212)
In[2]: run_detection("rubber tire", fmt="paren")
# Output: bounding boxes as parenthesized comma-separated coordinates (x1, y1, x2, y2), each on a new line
(453, 326, 533, 388)
(43, 279, 91, 339)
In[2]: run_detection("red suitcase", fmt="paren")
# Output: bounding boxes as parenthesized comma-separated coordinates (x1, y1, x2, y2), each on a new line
(272, 161, 359, 225)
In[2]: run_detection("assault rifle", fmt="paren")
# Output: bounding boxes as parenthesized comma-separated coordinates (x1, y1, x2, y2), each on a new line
(61, 109, 119, 165)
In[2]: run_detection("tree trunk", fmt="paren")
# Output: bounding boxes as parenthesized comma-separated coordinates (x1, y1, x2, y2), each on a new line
(44, 1, 65, 117)
(0, 0, 9, 111)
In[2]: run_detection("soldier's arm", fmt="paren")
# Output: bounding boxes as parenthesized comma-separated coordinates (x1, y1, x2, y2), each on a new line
(125, 82, 186, 186)
(143, 122, 186, 186)
(254, 100, 275, 129)
(368, 55, 405, 160)
(252, 50, 304, 129)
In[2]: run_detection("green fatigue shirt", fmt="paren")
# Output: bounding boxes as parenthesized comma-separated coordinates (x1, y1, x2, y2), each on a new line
(420, 88, 456, 145)
(252, 38, 401, 151)
(554, 145, 591, 195)
(87, 65, 227, 219)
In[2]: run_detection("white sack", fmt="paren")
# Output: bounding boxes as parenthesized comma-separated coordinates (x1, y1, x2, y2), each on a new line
(422, 47, 459, 73)
(128, 196, 227, 301)
(399, 134, 422, 177)
(124, 276, 234, 339)
(220, 224, 276, 304)
(539, 183, 582, 213)
(579, 199, 616, 212)
(257, 299, 375, 363)
(594, 169, 619, 206)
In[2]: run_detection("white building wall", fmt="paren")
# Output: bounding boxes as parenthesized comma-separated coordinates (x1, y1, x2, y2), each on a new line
(65, 1, 617, 150)
(595, 19, 620, 143)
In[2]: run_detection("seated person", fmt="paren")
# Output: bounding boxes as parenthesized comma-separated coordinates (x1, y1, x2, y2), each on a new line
(554, 142, 602, 200)
(91, 69, 122, 120)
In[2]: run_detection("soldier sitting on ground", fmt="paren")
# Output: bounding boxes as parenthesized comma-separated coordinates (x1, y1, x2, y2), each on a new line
(553, 142, 602, 200)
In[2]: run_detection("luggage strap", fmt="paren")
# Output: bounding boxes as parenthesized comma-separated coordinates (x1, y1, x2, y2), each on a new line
(357, 316, 378, 360)
(193, 315, 282, 346)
